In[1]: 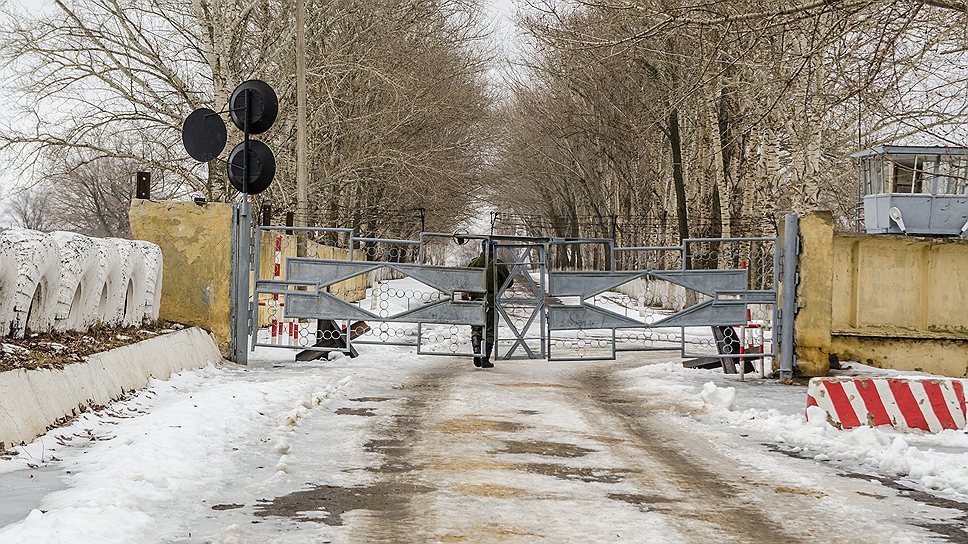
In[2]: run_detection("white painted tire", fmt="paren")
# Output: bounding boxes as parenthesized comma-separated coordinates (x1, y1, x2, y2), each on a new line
(90, 238, 122, 327)
(1, 230, 162, 337)
(132, 240, 163, 323)
(0, 229, 61, 337)
(108, 239, 148, 328)
(0, 239, 18, 336)
(49, 231, 102, 332)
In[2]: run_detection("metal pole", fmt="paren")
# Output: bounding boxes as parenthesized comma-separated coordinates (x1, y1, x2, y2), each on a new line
(540, 243, 547, 359)
(769, 235, 780, 379)
(230, 89, 253, 365)
(231, 198, 252, 365)
(779, 213, 799, 380)
(251, 225, 263, 352)
(230, 203, 239, 359)
(243, 88, 250, 195)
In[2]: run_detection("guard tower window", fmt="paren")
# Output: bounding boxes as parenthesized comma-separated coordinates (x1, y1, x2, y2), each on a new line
(856, 146, 968, 197)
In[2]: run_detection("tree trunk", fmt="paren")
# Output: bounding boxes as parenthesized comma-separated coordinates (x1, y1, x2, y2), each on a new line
(668, 108, 689, 256)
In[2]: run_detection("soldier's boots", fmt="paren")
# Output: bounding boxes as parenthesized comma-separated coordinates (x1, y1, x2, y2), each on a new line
(481, 342, 495, 369)
(471, 335, 483, 368)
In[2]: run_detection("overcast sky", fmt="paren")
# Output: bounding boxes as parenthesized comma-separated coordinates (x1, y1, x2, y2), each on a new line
(12, 0, 50, 13)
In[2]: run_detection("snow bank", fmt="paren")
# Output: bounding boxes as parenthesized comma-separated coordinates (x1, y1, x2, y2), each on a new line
(0, 229, 162, 338)
(0, 353, 353, 543)
(700, 382, 736, 411)
(617, 362, 968, 500)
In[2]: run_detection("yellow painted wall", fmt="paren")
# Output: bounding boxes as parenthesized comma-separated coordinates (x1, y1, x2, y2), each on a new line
(797, 212, 968, 378)
(131, 200, 368, 353)
(130, 200, 234, 352)
(793, 213, 834, 376)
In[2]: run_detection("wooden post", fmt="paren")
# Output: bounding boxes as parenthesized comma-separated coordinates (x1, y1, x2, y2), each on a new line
(295, 0, 308, 255)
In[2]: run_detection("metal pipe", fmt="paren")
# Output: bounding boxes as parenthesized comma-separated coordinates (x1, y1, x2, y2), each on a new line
(613, 246, 682, 252)
(233, 198, 251, 365)
(256, 226, 352, 233)
(352, 237, 421, 245)
(770, 235, 780, 378)
(779, 214, 799, 380)
(683, 236, 777, 243)
(250, 224, 263, 351)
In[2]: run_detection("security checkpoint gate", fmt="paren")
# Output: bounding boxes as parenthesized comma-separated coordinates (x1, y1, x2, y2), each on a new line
(544, 236, 780, 363)
(237, 224, 786, 374)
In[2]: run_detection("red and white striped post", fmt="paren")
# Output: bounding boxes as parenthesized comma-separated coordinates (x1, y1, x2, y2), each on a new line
(272, 235, 283, 344)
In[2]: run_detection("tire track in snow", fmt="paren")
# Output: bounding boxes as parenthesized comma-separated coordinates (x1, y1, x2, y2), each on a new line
(349, 362, 463, 543)
(574, 369, 801, 544)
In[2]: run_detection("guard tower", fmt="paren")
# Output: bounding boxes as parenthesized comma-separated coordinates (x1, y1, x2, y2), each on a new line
(855, 145, 968, 236)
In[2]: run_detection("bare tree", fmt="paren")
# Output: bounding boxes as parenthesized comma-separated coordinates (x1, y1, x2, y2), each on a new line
(491, 0, 968, 254)
(7, 187, 57, 231)
(0, 0, 295, 200)
(1, 0, 492, 242)
(42, 152, 185, 237)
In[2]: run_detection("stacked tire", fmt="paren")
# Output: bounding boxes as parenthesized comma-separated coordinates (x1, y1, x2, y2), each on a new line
(0, 229, 163, 338)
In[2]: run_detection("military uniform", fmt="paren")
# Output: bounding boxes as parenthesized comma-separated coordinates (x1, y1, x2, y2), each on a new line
(467, 248, 512, 368)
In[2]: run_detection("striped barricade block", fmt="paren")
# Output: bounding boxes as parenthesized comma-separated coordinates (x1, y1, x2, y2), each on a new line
(807, 377, 967, 432)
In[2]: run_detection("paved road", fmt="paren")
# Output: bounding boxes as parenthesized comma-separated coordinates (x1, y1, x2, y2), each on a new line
(178, 352, 964, 543)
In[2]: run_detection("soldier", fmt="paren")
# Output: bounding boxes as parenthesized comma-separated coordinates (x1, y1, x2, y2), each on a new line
(467, 240, 512, 368)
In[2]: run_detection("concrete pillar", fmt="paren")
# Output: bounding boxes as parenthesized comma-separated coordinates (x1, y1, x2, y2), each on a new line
(129, 200, 233, 354)
(794, 212, 834, 376)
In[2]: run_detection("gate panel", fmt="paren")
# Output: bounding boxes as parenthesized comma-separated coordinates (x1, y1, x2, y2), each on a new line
(250, 227, 488, 357)
(493, 240, 546, 360)
(546, 237, 779, 364)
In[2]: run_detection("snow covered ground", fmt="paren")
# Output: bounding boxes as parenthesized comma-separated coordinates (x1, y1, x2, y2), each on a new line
(0, 342, 966, 542)
(616, 363, 968, 502)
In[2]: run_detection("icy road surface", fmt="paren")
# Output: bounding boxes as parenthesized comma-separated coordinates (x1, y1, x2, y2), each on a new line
(1, 348, 966, 543)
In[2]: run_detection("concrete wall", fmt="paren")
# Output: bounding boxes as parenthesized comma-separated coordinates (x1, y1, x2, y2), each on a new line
(130, 200, 234, 351)
(130, 200, 368, 349)
(796, 212, 968, 378)
(793, 213, 835, 377)
(0, 327, 221, 448)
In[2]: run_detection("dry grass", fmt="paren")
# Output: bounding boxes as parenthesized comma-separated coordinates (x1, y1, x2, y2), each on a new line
(0, 322, 181, 372)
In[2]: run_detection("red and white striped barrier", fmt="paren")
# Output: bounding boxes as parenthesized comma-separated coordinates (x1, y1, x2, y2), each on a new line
(807, 377, 967, 432)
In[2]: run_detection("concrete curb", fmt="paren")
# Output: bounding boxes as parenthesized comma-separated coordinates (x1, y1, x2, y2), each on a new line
(0, 327, 223, 448)
(807, 376, 968, 432)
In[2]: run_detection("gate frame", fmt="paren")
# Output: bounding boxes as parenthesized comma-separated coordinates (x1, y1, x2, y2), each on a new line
(543, 235, 781, 363)
(491, 237, 548, 360)
(232, 218, 793, 374)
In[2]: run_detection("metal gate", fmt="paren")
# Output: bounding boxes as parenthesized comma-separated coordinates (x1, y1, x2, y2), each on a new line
(232, 219, 792, 375)
(493, 237, 547, 360)
(247, 226, 492, 360)
(544, 237, 779, 365)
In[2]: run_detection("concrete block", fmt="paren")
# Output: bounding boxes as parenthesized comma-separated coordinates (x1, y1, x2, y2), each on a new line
(807, 376, 967, 432)
(0, 327, 222, 448)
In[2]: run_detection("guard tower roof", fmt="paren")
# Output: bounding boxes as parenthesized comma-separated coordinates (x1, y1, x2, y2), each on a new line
(851, 145, 968, 159)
